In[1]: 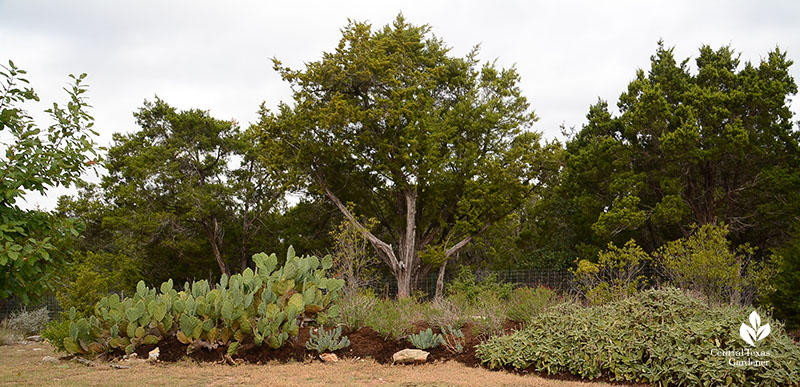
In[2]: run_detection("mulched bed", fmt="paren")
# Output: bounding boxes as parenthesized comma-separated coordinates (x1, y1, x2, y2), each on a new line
(125, 320, 522, 367)
(101, 321, 652, 386)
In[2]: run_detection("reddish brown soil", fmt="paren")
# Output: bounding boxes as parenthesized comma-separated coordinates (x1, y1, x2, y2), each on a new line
(124, 320, 523, 367)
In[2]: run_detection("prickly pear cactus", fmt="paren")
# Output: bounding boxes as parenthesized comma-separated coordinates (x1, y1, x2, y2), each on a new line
(62, 247, 344, 358)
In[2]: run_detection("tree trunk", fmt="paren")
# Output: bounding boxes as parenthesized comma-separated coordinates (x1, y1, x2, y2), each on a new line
(434, 259, 447, 300)
(239, 210, 250, 272)
(205, 217, 230, 277)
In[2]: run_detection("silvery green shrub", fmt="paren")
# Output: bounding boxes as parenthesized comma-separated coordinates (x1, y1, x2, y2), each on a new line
(476, 287, 800, 386)
(6, 307, 50, 335)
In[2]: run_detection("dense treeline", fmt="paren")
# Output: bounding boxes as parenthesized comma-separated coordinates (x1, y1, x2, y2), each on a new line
(1, 16, 798, 325)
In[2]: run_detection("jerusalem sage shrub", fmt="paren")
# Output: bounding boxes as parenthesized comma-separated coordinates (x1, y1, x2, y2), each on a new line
(476, 287, 800, 386)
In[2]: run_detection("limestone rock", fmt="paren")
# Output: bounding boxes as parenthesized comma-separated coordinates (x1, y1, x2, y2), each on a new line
(392, 349, 429, 364)
(319, 353, 339, 363)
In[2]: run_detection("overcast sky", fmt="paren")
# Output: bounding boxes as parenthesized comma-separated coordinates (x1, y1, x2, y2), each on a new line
(2, 0, 799, 210)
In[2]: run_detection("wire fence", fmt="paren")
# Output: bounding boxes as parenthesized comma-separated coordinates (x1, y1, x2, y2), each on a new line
(0, 295, 62, 321)
(374, 266, 665, 299)
(373, 267, 580, 298)
(0, 267, 664, 319)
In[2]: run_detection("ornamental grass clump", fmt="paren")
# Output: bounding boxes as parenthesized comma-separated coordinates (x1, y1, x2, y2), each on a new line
(476, 287, 800, 386)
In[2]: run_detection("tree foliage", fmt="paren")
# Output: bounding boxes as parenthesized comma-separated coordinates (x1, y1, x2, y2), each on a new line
(255, 15, 558, 296)
(0, 60, 99, 304)
(87, 98, 282, 284)
(536, 43, 799, 261)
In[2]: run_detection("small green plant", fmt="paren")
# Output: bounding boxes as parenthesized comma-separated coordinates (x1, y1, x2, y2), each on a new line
(364, 297, 428, 340)
(572, 239, 650, 304)
(447, 266, 513, 305)
(41, 318, 71, 352)
(5, 307, 50, 335)
(441, 326, 464, 354)
(469, 292, 509, 338)
(305, 325, 350, 353)
(409, 328, 443, 350)
(507, 286, 559, 323)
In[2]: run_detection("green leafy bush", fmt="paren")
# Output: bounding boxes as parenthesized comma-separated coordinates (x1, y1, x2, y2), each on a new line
(60, 247, 344, 357)
(572, 240, 650, 304)
(41, 318, 70, 352)
(656, 223, 774, 305)
(506, 286, 559, 323)
(447, 267, 513, 305)
(5, 307, 50, 335)
(409, 328, 443, 350)
(767, 229, 800, 330)
(57, 251, 141, 317)
(305, 325, 350, 353)
(476, 288, 800, 386)
(362, 297, 430, 340)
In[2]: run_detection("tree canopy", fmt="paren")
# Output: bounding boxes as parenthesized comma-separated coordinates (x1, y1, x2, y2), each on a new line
(533, 42, 799, 259)
(96, 98, 282, 283)
(255, 15, 558, 297)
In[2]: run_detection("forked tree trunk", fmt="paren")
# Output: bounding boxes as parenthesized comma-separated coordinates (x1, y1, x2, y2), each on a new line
(321, 180, 487, 298)
(204, 216, 230, 277)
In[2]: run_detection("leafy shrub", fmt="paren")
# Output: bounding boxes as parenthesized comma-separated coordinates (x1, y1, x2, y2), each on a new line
(57, 251, 140, 317)
(6, 307, 50, 335)
(506, 286, 559, 323)
(305, 325, 350, 353)
(41, 318, 70, 352)
(767, 229, 800, 330)
(476, 287, 800, 386)
(447, 266, 513, 305)
(441, 326, 464, 354)
(409, 328, 443, 350)
(656, 223, 774, 305)
(60, 247, 344, 357)
(572, 240, 650, 304)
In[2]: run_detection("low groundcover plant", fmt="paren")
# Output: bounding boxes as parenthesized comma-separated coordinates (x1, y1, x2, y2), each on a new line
(476, 287, 800, 386)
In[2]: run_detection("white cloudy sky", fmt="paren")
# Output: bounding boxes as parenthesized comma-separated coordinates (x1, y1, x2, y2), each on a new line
(2, 0, 799, 210)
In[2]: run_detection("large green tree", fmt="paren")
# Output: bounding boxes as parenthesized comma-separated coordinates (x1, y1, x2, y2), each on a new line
(0, 61, 99, 304)
(101, 99, 281, 281)
(546, 43, 799, 258)
(256, 16, 556, 297)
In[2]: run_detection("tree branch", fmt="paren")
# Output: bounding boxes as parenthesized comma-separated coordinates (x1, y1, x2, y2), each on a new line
(320, 183, 400, 272)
